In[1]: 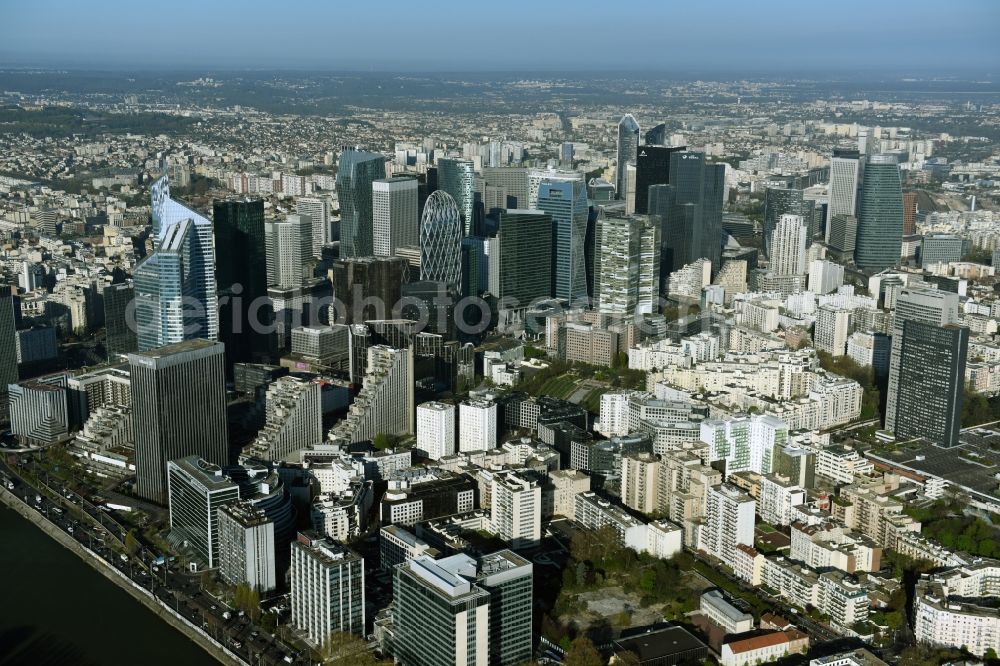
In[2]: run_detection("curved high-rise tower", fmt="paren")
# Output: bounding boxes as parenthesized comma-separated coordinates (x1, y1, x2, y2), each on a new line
(855, 154, 903, 272)
(419, 190, 463, 294)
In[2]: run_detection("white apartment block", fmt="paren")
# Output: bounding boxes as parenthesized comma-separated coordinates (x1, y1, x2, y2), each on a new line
(491, 470, 542, 549)
(701, 415, 788, 476)
(416, 401, 455, 460)
(621, 452, 662, 515)
(759, 474, 806, 526)
(789, 521, 881, 574)
(915, 561, 1000, 656)
(549, 469, 590, 520)
(459, 399, 498, 452)
(597, 390, 633, 437)
(701, 483, 755, 563)
(815, 445, 873, 485)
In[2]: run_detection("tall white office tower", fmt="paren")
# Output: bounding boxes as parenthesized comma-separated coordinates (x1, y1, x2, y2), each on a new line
(884, 287, 960, 433)
(593, 212, 660, 317)
(217, 502, 277, 593)
(373, 177, 419, 257)
(616, 114, 641, 199)
(701, 483, 755, 562)
(134, 176, 219, 351)
(296, 196, 331, 257)
(290, 534, 365, 646)
(825, 149, 861, 243)
(814, 305, 852, 357)
(416, 401, 456, 460)
(769, 214, 808, 276)
(265, 214, 312, 289)
(491, 470, 542, 549)
(458, 399, 498, 452)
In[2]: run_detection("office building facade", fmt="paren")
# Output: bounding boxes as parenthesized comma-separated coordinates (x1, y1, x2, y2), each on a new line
(536, 176, 588, 303)
(895, 321, 968, 447)
(373, 177, 419, 257)
(337, 150, 386, 258)
(420, 190, 463, 294)
(855, 155, 904, 272)
(290, 534, 365, 645)
(130, 339, 229, 504)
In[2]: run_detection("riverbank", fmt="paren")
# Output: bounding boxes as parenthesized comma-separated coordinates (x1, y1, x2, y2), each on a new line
(0, 486, 242, 665)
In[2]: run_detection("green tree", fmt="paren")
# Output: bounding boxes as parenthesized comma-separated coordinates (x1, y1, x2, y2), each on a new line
(124, 529, 140, 556)
(320, 631, 381, 664)
(564, 635, 603, 666)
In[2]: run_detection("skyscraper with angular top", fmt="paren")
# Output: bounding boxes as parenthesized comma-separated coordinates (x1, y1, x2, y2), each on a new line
(616, 114, 641, 200)
(855, 155, 904, 272)
(336, 150, 386, 258)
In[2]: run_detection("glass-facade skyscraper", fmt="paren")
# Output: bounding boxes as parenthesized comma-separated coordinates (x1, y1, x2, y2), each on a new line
(213, 198, 266, 366)
(825, 149, 861, 243)
(336, 150, 386, 258)
(536, 176, 589, 304)
(855, 154, 904, 272)
(438, 158, 476, 234)
(895, 321, 968, 447)
(0, 287, 17, 422)
(616, 114, 640, 200)
(134, 176, 219, 351)
(634, 145, 685, 214)
(490, 210, 553, 306)
(420, 190, 464, 294)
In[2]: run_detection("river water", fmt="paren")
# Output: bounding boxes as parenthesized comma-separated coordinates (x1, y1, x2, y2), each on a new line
(0, 504, 217, 665)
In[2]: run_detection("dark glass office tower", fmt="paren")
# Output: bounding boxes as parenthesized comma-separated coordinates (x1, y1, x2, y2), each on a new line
(894, 321, 968, 447)
(634, 145, 685, 214)
(437, 158, 476, 234)
(129, 339, 229, 505)
(644, 123, 667, 146)
(763, 187, 806, 257)
(495, 210, 553, 305)
(103, 282, 137, 357)
(855, 155, 904, 272)
(336, 150, 386, 258)
(702, 163, 726, 274)
(0, 287, 17, 422)
(213, 198, 267, 367)
(648, 183, 677, 289)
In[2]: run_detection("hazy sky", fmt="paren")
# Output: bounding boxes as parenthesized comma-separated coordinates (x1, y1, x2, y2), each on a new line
(2, 0, 998, 72)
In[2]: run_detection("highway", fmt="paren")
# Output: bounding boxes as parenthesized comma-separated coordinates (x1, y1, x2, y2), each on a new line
(1, 460, 308, 666)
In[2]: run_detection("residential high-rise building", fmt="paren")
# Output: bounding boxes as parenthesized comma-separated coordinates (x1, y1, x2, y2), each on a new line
(337, 150, 386, 258)
(438, 158, 476, 234)
(249, 375, 323, 460)
(130, 339, 229, 504)
(296, 196, 331, 257)
(701, 415, 788, 476)
(328, 345, 414, 445)
(459, 398, 498, 452)
(390, 551, 533, 666)
(592, 212, 660, 317)
(621, 452, 663, 515)
(815, 306, 852, 357)
(895, 321, 968, 447)
(420, 190, 463, 294)
(8, 375, 70, 446)
(902, 191, 918, 236)
(265, 215, 313, 289)
(134, 176, 219, 351)
(290, 533, 365, 646)
(702, 483, 756, 563)
(536, 176, 588, 303)
(825, 149, 861, 243)
(103, 282, 137, 357)
(855, 155, 904, 272)
(616, 114, 641, 199)
(416, 401, 456, 460)
(885, 287, 959, 433)
(763, 187, 806, 257)
(166, 456, 241, 567)
(217, 501, 277, 593)
(491, 470, 542, 549)
(373, 177, 419, 257)
(769, 214, 809, 276)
